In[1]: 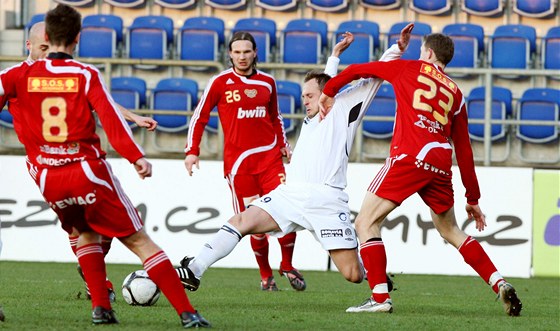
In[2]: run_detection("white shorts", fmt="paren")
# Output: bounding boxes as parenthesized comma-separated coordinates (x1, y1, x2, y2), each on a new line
(249, 182, 358, 251)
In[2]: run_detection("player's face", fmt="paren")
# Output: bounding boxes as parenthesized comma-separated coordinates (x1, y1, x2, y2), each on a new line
(229, 40, 256, 76)
(302, 79, 321, 119)
(27, 32, 49, 61)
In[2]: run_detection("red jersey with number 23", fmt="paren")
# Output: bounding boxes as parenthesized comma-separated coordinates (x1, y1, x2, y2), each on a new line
(323, 59, 480, 203)
(0, 58, 144, 168)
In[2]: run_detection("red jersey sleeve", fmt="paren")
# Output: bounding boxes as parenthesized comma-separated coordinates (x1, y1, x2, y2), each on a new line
(87, 68, 144, 163)
(323, 60, 405, 97)
(451, 100, 481, 205)
(185, 76, 222, 156)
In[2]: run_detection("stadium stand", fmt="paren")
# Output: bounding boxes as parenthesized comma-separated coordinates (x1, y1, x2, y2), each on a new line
(543, 26, 560, 71)
(276, 80, 302, 134)
(442, 23, 485, 74)
(513, 0, 557, 18)
(151, 78, 199, 152)
(359, 0, 401, 10)
(362, 84, 396, 160)
(306, 0, 350, 12)
(23, 13, 45, 55)
(111, 76, 148, 109)
(104, 0, 147, 8)
(516, 88, 560, 163)
(409, 0, 452, 15)
(205, 0, 247, 10)
(179, 17, 225, 64)
(489, 24, 537, 73)
(255, 0, 299, 11)
(282, 18, 328, 64)
(79, 14, 123, 59)
(54, 0, 96, 6)
(127, 15, 174, 68)
(0, 110, 21, 149)
(467, 86, 512, 162)
(461, 0, 505, 16)
(154, 0, 197, 9)
(334, 20, 380, 65)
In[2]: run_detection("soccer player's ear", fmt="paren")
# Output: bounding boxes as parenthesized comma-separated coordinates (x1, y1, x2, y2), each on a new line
(74, 32, 80, 45)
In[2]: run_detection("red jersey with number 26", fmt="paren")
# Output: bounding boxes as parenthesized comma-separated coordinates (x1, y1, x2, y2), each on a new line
(323, 59, 480, 203)
(186, 68, 288, 175)
(0, 58, 144, 168)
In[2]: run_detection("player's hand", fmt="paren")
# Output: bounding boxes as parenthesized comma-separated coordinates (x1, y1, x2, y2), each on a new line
(134, 158, 152, 179)
(133, 115, 158, 131)
(184, 154, 200, 176)
(281, 145, 292, 164)
(332, 32, 354, 58)
(318, 93, 334, 121)
(466, 204, 486, 232)
(398, 23, 414, 52)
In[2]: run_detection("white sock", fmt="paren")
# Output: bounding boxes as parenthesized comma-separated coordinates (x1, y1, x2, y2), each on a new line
(190, 224, 242, 279)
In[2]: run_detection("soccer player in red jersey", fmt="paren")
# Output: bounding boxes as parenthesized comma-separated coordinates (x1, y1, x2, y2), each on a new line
(0, 4, 209, 327)
(319, 33, 522, 316)
(181, 31, 304, 291)
(0, 21, 158, 304)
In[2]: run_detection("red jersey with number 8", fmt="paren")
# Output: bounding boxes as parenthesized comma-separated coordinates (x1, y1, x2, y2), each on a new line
(0, 58, 144, 168)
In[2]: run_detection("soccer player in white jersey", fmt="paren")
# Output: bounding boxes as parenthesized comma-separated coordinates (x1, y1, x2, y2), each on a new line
(175, 25, 414, 300)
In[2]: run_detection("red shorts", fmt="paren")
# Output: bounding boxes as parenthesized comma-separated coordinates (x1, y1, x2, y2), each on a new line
(35, 159, 143, 237)
(226, 160, 286, 213)
(368, 155, 454, 214)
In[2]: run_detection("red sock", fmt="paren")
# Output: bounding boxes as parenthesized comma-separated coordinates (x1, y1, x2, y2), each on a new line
(250, 234, 272, 280)
(360, 238, 390, 303)
(76, 243, 110, 309)
(144, 251, 195, 315)
(68, 235, 79, 255)
(101, 236, 112, 257)
(278, 232, 296, 271)
(459, 236, 504, 293)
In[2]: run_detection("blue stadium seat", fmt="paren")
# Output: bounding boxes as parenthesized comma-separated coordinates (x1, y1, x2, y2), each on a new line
(277, 80, 302, 134)
(461, 0, 505, 17)
(256, 0, 298, 11)
(359, 0, 401, 10)
(387, 22, 431, 60)
(442, 23, 484, 73)
(282, 19, 328, 64)
(104, 0, 146, 8)
(543, 26, 560, 71)
(363, 84, 395, 139)
(151, 78, 199, 151)
(409, 0, 452, 15)
(54, 0, 96, 6)
(467, 86, 512, 141)
(111, 77, 147, 109)
(232, 18, 277, 62)
(179, 17, 225, 63)
(516, 88, 560, 163)
(0, 110, 14, 128)
(335, 20, 379, 65)
(513, 0, 557, 18)
(154, 0, 197, 9)
(205, 0, 246, 10)
(306, 0, 349, 12)
(490, 24, 536, 72)
(0, 109, 21, 149)
(79, 15, 124, 59)
(127, 15, 174, 67)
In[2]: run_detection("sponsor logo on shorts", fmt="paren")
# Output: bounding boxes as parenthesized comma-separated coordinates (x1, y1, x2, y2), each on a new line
(344, 228, 353, 236)
(50, 192, 96, 209)
(262, 196, 272, 203)
(414, 159, 449, 176)
(338, 213, 348, 222)
(320, 229, 343, 238)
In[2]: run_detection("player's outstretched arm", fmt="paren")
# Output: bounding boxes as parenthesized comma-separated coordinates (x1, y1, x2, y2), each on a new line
(118, 104, 158, 131)
(332, 32, 354, 58)
(398, 23, 414, 52)
(184, 154, 200, 176)
(318, 93, 335, 120)
(134, 157, 152, 179)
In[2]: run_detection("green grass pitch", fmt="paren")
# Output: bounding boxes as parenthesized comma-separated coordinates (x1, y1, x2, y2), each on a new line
(0, 261, 558, 330)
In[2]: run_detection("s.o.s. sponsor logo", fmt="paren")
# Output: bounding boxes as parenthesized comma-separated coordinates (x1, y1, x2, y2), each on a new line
(321, 229, 343, 238)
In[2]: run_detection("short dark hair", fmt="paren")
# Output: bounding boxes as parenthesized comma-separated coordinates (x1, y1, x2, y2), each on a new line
(45, 4, 82, 47)
(423, 33, 454, 66)
(304, 71, 331, 91)
(228, 31, 258, 68)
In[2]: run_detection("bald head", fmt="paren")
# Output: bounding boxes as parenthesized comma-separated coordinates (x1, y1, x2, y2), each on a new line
(26, 21, 48, 61)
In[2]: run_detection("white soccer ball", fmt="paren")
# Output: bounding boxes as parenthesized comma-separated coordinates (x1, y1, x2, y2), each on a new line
(122, 270, 161, 306)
